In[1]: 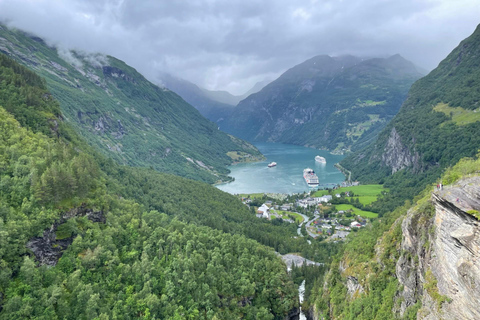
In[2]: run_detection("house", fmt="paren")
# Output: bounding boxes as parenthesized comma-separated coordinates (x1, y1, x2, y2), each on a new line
(350, 221, 362, 228)
(257, 204, 270, 219)
(315, 195, 332, 203)
(280, 204, 292, 211)
(335, 194, 341, 198)
(331, 231, 350, 240)
(296, 200, 308, 208)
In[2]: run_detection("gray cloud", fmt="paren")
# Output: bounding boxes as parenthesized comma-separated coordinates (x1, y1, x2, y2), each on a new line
(0, 0, 478, 94)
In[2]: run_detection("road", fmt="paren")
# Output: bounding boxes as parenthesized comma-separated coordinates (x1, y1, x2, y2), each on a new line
(296, 212, 319, 238)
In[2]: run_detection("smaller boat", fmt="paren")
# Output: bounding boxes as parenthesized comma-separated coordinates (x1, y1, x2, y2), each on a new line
(315, 156, 326, 164)
(267, 162, 277, 168)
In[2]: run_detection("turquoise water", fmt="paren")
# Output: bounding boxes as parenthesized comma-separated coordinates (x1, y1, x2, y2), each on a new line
(217, 142, 345, 194)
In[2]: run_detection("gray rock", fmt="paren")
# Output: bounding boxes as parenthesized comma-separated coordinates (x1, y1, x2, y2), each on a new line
(396, 176, 480, 319)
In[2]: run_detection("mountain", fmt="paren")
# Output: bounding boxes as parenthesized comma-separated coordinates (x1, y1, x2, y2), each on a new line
(311, 157, 480, 319)
(0, 24, 263, 184)
(158, 74, 267, 123)
(307, 24, 480, 320)
(341, 24, 480, 199)
(222, 54, 423, 153)
(0, 53, 299, 319)
(201, 80, 268, 105)
(158, 73, 234, 122)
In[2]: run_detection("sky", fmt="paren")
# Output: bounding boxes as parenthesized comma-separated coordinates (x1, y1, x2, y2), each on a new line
(0, 0, 479, 95)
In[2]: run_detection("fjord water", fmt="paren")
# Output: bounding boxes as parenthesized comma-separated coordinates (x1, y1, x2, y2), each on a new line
(217, 142, 345, 194)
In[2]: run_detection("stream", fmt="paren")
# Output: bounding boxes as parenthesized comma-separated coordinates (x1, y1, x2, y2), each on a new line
(299, 280, 307, 320)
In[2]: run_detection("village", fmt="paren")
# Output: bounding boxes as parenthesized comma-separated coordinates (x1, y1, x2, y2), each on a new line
(239, 186, 379, 242)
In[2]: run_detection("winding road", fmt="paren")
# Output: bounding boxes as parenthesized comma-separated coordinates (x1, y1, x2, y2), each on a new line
(296, 212, 320, 238)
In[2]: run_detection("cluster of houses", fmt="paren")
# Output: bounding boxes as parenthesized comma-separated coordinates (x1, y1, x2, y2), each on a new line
(311, 216, 365, 240)
(296, 195, 333, 208)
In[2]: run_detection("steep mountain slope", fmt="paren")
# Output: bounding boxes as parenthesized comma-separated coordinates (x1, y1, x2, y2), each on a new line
(311, 155, 480, 320)
(158, 73, 234, 122)
(0, 25, 263, 184)
(307, 24, 480, 320)
(158, 74, 267, 123)
(222, 54, 423, 153)
(0, 49, 298, 320)
(342, 24, 480, 196)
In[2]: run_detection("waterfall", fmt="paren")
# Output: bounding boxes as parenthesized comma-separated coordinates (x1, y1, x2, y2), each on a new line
(299, 280, 307, 320)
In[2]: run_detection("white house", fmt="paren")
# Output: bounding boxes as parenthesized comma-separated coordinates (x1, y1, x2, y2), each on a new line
(350, 221, 362, 228)
(257, 204, 270, 218)
(315, 195, 333, 203)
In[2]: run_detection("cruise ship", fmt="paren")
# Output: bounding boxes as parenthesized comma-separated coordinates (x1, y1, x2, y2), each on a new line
(303, 168, 319, 187)
(315, 155, 326, 164)
(267, 162, 277, 168)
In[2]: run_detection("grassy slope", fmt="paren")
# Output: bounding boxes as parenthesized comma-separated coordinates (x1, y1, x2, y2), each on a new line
(341, 24, 480, 202)
(224, 55, 422, 152)
(0, 25, 262, 184)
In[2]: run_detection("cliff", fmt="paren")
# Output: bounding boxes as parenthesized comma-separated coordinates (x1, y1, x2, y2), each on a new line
(396, 176, 480, 319)
(341, 23, 480, 195)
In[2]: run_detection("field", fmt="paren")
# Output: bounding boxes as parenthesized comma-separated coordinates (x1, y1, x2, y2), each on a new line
(239, 193, 265, 200)
(277, 211, 304, 224)
(314, 184, 386, 198)
(434, 102, 480, 126)
(334, 204, 378, 218)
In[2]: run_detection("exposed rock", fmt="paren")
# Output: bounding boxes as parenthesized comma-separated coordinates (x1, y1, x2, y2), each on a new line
(396, 176, 480, 319)
(26, 205, 104, 266)
(381, 127, 420, 174)
(283, 307, 300, 320)
(93, 115, 110, 134)
(346, 276, 365, 298)
(102, 66, 136, 83)
(112, 119, 126, 139)
(281, 253, 322, 270)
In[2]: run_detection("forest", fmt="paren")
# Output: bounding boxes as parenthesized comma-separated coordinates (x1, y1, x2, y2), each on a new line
(0, 53, 302, 319)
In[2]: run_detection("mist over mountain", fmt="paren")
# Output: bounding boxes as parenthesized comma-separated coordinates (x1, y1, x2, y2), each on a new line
(222, 54, 423, 153)
(341, 24, 480, 197)
(0, 24, 263, 184)
(157, 73, 268, 123)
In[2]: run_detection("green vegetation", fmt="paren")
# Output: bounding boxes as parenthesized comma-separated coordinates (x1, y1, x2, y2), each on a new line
(277, 211, 304, 224)
(312, 149, 480, 319)
(315, 184, 386, 214)
(342, 24, 480, 206)
(333, 204, 378, 218)
(433, 102, 480, 126)
(314, 184, 386, 198)
(0, 54, 299, 319)
(224, 54, 422, 152)
(0, 25, 263, 184)
(424, 269, 449, 309)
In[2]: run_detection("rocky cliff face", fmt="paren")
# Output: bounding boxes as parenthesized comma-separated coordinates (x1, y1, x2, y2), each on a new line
(396, 176, 480, 319)
(27, 205, 104, 266)
(381, 127, 421, 174)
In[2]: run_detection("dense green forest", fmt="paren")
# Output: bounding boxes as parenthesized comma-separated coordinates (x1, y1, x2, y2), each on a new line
(0, 53, 301, 319)
(0, 24, 263, 184)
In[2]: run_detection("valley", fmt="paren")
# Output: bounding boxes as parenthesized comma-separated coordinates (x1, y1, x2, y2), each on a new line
(0, 10, 480, 320)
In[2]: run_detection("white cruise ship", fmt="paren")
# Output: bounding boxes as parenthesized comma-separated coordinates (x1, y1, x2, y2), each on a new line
(303, 168, 319, 187)
(315, 156, 326, 164)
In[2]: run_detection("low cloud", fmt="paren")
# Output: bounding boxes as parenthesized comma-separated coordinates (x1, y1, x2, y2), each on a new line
(0, 0, 479, 94)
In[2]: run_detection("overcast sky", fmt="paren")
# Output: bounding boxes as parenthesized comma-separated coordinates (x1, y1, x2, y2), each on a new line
(0, 0, 479, 95)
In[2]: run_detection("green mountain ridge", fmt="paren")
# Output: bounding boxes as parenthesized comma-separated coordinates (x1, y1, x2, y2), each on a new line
(0, 24, 263, 184)
(341, 23, 480, 199)
(158, 73, 235, 123)
(222, 54, 423, 153)
(0, 49, 299, 319)
(307, 23, 480, 320)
